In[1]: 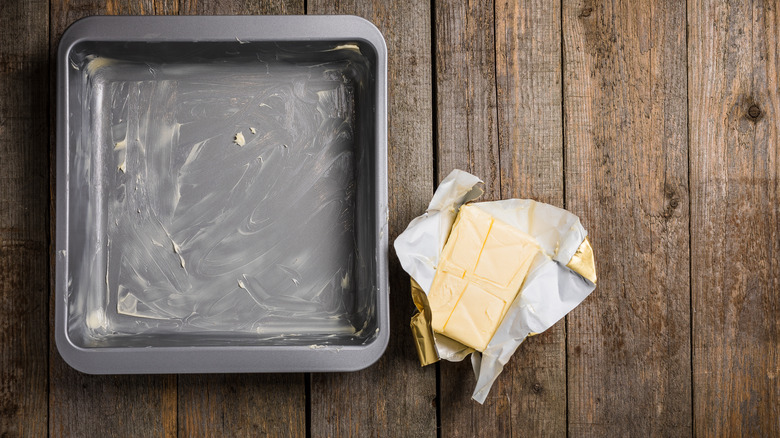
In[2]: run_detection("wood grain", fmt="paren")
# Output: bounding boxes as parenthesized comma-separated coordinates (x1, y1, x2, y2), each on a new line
(434, 0, 558, 435)
(689, 0, 780, 435)
(0, 0, 49, 435)
(48, 2, 179, 437)
(172, 1, 308, 437)
(307, 1, 437, 437)
(563, 0, 691, 436)
(435, 0, 501, 198)
(179, 0, 300, 14)
(49, 372, 177, 438)
(496, 0, 564, 205)
(106, 0, 180, 14)
(178, 374, 305, 436)
(495, 0, 567, 435)
(433, 3, 502, 429)
(434, 1, 566, 435)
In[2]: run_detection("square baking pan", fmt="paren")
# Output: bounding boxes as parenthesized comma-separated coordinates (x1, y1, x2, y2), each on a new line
(55, 15, 388, 373)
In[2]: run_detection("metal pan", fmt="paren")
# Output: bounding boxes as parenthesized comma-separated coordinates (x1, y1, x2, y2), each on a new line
(55, 15, 388, 373)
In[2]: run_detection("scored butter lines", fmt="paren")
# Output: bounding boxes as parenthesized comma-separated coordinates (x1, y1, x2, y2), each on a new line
(427, 204, 541, 351)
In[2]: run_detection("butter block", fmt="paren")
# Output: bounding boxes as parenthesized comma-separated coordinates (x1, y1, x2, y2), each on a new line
(429, 270, 467, 333)
(444, 283, 505, 351)
(427, 204, 540, 351)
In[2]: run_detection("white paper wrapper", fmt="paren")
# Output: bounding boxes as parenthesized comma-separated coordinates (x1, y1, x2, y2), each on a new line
(394, 169, 596, 403)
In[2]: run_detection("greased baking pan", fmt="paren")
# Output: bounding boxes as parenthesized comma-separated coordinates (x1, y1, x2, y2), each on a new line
(55, 16, 388, 373)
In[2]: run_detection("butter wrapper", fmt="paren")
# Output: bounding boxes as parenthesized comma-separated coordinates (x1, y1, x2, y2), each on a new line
(394, 169, 596, 403)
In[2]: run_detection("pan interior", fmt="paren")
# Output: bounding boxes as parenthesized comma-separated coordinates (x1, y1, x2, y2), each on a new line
(65, 40, 380, 348)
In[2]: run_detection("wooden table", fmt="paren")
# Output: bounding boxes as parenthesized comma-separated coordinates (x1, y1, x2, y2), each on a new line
(2, 0, 778, 436)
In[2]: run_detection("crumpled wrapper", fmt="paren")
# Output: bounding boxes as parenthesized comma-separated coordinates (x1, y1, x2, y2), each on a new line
(394, 169, 597, 403)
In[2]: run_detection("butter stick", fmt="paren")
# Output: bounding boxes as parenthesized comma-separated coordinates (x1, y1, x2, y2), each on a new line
(427, 204, 540, 351)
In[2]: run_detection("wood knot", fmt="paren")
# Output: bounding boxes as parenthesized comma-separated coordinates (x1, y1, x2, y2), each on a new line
(532, 383, 543, 393)
(663, 185, 680, 220)
(748, 104, 761, 119)
(579, 7, 593, 18)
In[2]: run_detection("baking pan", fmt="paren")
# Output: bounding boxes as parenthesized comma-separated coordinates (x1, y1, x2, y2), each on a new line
(55, 15, 388, 373)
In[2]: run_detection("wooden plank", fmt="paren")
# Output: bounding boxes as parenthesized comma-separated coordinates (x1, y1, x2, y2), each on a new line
(0, 0, 49, 436)
(433, 0, 530, 435)
(495, 0, 567, 435)
(178, 374, 305, 436)
(48, 2, 179, 437)
(171, 1, 307, 437)
(688, 0, 780, 435)
(179, 0, 301, 14)
(106, 0, 180, 14)
(435, 0, 501, 198)
(307, 1, 437, 437)
(434, 0, 566, 435)
(563, 0, 691, 436)
(497, 0, 564, 205)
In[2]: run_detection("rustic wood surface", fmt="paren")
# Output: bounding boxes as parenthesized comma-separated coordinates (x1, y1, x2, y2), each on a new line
(433, 0, 506, 435)
(688, 0, 780, 436)
(563, 0, 693, 436)
(435, 0, 568, 436)
(494, 0, 567, 435)
(0, 0, 776, 436)
(1, 0, 49, 436)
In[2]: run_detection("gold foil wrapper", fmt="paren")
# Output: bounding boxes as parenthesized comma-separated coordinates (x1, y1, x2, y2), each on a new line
(566, 237, 597, 284)
(409, 278, 440, 366)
